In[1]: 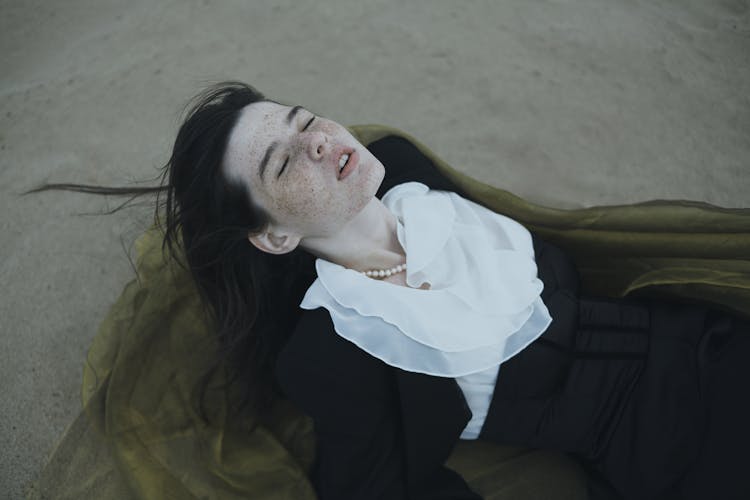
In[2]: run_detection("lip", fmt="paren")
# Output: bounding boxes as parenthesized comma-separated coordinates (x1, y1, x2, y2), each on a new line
(337, 149, 359, 181)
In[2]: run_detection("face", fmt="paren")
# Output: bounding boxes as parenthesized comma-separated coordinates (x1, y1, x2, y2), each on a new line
(223, 101, 385, 241)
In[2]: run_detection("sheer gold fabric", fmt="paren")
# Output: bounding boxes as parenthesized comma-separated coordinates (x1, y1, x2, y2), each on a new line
(31, 126, 749, 499)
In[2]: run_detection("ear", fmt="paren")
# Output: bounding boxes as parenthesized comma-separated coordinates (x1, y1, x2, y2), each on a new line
(248, 226, 301, 255)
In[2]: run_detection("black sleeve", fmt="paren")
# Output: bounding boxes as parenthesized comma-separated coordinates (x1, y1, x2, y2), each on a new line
(275, 308, 408, 500)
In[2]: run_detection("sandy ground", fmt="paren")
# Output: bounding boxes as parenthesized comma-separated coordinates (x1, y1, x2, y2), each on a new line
(1, 0, 748, 497)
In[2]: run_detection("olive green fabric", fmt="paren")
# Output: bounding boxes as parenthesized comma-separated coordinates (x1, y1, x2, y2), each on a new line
(31, 126, 749, 500)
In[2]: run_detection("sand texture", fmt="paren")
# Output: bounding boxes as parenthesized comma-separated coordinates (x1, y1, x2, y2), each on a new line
(1, 0, 748, 497)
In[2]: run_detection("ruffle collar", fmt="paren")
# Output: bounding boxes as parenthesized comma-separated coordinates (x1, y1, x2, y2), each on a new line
(300, 182, 552, 376)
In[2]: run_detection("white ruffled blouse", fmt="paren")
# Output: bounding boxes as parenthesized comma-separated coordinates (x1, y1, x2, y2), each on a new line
(300, 182, 552, 439)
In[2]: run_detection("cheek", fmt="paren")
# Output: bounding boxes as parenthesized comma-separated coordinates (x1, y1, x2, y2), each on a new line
(269, 171, 328, 219)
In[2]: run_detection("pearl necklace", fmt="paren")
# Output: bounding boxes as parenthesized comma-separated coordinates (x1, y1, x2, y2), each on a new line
(362, 263, 407, 279)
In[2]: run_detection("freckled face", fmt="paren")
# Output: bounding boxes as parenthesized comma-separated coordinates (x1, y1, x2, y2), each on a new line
(223, 101, 385, 238)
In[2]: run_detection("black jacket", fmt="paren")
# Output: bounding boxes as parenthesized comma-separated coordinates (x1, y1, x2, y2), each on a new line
(274, 135, 588, 499)
(275, 235, 589, 499)
(276, 136, 749, 500)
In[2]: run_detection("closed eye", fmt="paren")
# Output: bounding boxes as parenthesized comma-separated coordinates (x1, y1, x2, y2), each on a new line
(302, 115, 315, 131)
(278, 115, 315, 179)
(277, 157, 289, 178)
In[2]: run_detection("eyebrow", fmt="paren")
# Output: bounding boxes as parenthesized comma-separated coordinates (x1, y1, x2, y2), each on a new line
(286, 105, 303, 125)
(258, 106, 305, 182)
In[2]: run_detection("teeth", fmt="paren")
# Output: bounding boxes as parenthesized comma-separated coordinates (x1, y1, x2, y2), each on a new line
(338, 153, 350, 170)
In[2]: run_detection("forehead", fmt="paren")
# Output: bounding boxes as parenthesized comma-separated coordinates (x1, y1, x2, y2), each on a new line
(224, 100, 288, 181)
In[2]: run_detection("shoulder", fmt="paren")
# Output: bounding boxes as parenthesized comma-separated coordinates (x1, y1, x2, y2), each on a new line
(370, 135, 467, 197)
(275, 308, 394, 405)
(277, 308, 379, 369)
(530, 233, 580, 299)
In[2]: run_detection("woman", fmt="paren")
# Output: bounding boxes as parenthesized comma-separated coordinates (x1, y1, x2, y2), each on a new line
(38, 82, 750, 500)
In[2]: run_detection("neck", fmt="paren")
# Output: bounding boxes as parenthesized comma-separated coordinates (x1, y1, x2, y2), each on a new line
(301, 198, 405, 272)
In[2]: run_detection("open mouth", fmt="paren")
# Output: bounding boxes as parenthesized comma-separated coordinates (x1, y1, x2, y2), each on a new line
(336, 148, 359, 180)
(338, 153, 351, 175)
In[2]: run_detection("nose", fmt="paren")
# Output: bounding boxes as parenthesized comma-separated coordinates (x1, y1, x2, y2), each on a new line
(302, 131, 328, 161)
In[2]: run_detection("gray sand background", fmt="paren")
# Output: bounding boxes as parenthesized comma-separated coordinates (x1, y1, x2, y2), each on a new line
(1, 0, 748, 497)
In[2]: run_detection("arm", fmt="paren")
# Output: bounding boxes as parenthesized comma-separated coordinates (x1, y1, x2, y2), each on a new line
(275, 308, 408, 500)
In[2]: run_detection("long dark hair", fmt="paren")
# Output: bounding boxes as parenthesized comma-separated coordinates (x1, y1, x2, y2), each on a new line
(28, 82, 317, 417)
